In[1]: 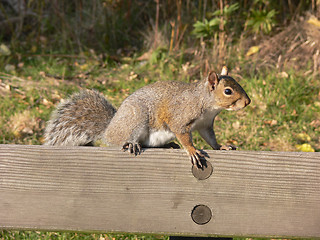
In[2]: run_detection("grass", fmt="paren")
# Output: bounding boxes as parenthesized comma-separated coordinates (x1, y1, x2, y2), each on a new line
(0, 50, 189, 145)
(0, 50, 319, 239)
(0, 231, 168, 240)
(1, 50, 319, 149)
(214, 71, 320, 152)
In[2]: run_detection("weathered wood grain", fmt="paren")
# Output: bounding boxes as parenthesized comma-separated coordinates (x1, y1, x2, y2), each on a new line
(0, 144, 319, 238)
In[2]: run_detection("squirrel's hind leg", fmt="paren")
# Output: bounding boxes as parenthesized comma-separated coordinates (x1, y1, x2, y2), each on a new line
(104, 100, 150, 153)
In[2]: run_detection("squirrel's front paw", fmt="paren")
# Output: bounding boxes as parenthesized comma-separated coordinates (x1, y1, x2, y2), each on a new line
(220, 144, 237, 150)
(122, 142, 142, 156)
(188, 148, 209, 168)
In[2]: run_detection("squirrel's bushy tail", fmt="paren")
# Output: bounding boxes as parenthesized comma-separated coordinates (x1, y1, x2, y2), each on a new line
(44, 89, 116, 146)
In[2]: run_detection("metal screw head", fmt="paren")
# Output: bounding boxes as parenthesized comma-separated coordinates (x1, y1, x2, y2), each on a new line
(191, 160, 213, 180)
(191, 205, 212, 225)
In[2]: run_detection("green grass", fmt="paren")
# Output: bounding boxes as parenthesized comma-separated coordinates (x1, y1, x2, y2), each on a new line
(0, 52, 319, 239)
(213, 71, 320, 152)
(0, 231, 168, 240)
(1, 53, 319, 148)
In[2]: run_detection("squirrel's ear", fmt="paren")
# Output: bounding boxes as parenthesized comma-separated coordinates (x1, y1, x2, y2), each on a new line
(207, 71, 219, 90)
(221, 66, 228, 75)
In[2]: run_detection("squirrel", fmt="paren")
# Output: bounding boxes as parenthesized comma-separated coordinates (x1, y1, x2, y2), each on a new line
(44, 66, 251, 167)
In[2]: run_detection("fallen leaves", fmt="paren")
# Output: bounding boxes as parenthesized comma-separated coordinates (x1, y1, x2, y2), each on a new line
(264, 119, 278, 126)
(295, 133, 315, 152)
(295, 143, 315, 152)
(9, 110, 38, 138)
(276, 71, 289, 78)
(307, 15, 320, 28)
(296, 133, 311, 142)
(0, 80, 11, 95)
(128, 71, 138, 81)
(0, 44, 11, 56)
(246, 45, 260, 56)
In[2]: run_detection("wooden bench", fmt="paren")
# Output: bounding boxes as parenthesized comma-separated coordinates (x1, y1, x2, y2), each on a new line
(0, 144, 319, 238)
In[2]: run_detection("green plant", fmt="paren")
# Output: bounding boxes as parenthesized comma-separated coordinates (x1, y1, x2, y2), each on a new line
(192, 3, 239, 39)
(192, 18, 220, 39)
(244, 0, 277, 35)
(211, 2, 240, 23)
(246, 9, 277, 35)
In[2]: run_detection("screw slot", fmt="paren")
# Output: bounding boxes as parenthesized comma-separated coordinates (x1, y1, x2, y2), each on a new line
(191, 204, 212, 225)
(191, 160, 213, 180)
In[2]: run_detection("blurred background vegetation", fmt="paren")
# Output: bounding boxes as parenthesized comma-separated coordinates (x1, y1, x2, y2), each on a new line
(1, 0, 319, 71)
(1, 0, 320, 239)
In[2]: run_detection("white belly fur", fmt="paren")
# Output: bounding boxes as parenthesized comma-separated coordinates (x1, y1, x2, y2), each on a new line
(143, 129, 176, 147)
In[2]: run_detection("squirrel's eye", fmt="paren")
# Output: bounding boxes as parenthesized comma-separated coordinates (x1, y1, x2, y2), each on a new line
(224, 88, 233, 95)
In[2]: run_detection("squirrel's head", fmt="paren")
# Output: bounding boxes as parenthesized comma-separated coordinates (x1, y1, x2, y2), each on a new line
(206, 66, 251, 111)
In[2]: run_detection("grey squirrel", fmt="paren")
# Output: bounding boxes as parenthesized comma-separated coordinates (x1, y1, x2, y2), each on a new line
(44, 66, 251, 167)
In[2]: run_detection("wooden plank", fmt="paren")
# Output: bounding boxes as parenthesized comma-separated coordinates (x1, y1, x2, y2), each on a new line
(0, 144, 319, 238)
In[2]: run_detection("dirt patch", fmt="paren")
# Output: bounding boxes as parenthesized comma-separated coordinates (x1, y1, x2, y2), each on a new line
(253, 14, 320, 73)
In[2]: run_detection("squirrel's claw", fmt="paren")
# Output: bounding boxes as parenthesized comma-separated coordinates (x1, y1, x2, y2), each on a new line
(122, 142, 142, 156)
(189, 149, 208, 169)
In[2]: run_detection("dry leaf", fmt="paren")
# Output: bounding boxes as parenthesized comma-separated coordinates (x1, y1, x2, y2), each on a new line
(296, 133, 311, 142)
(295, 143, 315, 152)
(0, 44, 11, 56)
(264, 119, 278, 126)
(277, 71, 289, 78)
(307, 16, 320, 28)
(232, 121, 240, 130)
(9, 110, 37, 138)
(246, 46, 260, 56)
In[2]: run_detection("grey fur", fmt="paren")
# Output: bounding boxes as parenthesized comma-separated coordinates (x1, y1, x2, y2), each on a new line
(44, 90, 116, 146)
(44, 69, 250, 166)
